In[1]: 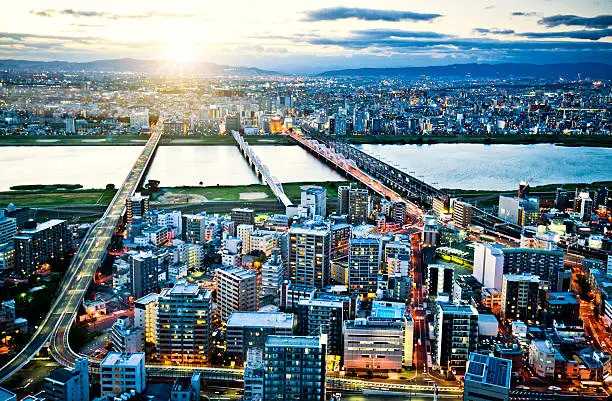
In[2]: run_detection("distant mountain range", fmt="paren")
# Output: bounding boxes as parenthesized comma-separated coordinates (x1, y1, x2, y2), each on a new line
(318, 62, 612, 79)
(0, 58, 278, 76)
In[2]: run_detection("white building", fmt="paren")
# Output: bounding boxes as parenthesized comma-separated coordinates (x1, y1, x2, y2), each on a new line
(237, 224, 254, 255)
(100, 352, 146, 397)
(529, 340, 556, 377)
(473, 243, 505, 290)
(134, 293, 158, 345)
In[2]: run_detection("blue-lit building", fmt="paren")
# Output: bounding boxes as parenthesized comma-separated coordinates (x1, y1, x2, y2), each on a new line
(464, 353, 512, 401)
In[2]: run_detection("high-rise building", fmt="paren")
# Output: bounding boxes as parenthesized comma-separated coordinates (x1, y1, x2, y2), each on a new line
(348, 237, 380, 295)
(427, 264, 454, 299)
(453, 201, 473, 227)
(126, 193, 149, 224)
(580, 195, 594, 221)
(237, 224, 254, 255)
(498, 195, 539, 227)
(231, 208, 255, 232)
(473, 243, 505, 291)
(0, 243, 14, 271)
(134, 293, 158, 346)
(555, 187, 570, 211)
(296, 296, 347, 356)
(100, 353, 146, 397)
(501, 248, 565, 291)
(434, 303, 479, 375)
(261, 249, 284, 297)
(130, 251, 160, 299)
(337, 185, 350, 215)
(300, 186, 327, 218)
(43, 358, 89, 401)
(244, 348, 264, 401)
(500, 274, 540, 322)
(110, 316, 144, 353)
(157, 282, 212, 364)
(288, 224, 331, 288)
(330, 223, 351, 261)
(0, 211, 16, 246)
(14, 219, 70, 274)
(215, 267, 259, 322)
(344, 301, 413, 370)
(464, 353, 511, 401)
(130, 110, 150, 131)
(263, 336, 326, 401)
(348, 188, 370, 224)
(226, 312, 295, 357)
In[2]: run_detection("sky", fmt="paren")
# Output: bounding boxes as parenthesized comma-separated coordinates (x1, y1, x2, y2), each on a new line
(0, 0, 611, 73)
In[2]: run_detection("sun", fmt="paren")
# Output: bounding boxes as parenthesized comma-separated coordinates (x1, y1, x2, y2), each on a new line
(165, 34, 197, 63)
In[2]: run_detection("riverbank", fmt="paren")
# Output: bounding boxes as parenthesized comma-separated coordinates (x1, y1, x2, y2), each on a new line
(346, 134, 612, 148)
(0, 181, 350, 209)
(0, 134, 293, 146)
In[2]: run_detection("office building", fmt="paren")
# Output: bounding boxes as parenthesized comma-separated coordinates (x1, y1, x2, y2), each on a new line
(555, 187, 570, 211)
(100, 352, 146, 397)
(337, 185, 350, 215)
(288, 224, 331, 288)
(110, 316, 144, 353)
(528, 341, 556, 377)
(134, 293, 158, 346)
(498, 195, 539, 227)
(0, 211, 16, 246)
(226, 312, 295, 357)
(279, 282, 316, 311)
(544, 292, 580, 324)
(263, 336, 326, 401)
(244, 348, 264, 401)
(14, 219, 70, 274)
(215, 267, 259, 322)
(500, 274, 540, 322)
(330, 223, 351, 261)
(464, 353, 511, 401)
(130, 251, 160, 299)
(473, 243, 505, 290)
(157, 282, 212, 364)
(171, 373, 201, 401)
(0, 243, 14, 271)
(296, 295, 348, 356)
(130, 110, 149, 131)
(453, 201, 473, 227)
(427, 264, 454, 299)
(231, 208, 255, 232)
(43, 358, 89, 401)
(434, 303, 479, 375)
(348, 237, 380, 295)
(300, 186, 327, 218)
(126, 193, 149, 224)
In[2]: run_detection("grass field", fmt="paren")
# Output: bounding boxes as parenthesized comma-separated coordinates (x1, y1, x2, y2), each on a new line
(0, 189, 116, 208)
(160, 181, 350, 203)
(0, 134, 294, 147)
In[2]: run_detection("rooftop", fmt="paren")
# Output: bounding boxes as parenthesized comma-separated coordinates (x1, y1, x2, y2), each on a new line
(101, 352, 145, 367)
(227, 312, 294, 329)
(438, 303, 478, 315)
(265, 335, 322, 349)
(466, 353, 511, 389)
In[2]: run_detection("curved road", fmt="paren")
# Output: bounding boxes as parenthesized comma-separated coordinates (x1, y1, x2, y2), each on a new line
(0, 123, 163, 382)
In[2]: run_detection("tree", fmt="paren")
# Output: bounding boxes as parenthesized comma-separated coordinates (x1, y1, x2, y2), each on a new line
(105, 183, 116, 190)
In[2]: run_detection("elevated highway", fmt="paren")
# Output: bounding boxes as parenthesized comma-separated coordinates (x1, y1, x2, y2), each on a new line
(0, 122, 163, 382)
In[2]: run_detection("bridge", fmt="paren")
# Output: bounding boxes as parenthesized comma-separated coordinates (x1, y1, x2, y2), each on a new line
(0, 121, 163, 383)
(295, 125, 522, 238)
(230, 130, 294, 209)
(286, 128, 424, 229)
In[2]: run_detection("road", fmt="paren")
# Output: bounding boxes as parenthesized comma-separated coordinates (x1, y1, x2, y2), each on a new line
(0, 122, 163, 382)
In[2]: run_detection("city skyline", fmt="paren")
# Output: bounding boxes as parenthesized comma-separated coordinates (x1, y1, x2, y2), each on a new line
(0, 0, 610, 73)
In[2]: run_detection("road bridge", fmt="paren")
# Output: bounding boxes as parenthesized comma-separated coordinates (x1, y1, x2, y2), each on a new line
(230, 130, 293, 209)
(0, 121, 163, 382)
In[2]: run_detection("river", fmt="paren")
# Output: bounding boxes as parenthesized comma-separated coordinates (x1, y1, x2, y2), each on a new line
(0, 144, 610, 191)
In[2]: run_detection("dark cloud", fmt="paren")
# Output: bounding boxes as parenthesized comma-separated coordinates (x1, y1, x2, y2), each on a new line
(512, 11, 537, 17)
(30, 9, 198, 20)
(353, 29, 453, 39)
(517, 28, 612, 40)
(303, 7, 441, 22)
(538, 14, 612, 29)
(474, 28, 515, 35)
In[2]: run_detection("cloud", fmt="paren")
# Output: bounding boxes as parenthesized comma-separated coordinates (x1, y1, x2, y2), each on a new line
(303, 7, 441, 22)
(512, 11, 537, 17)
(517, 28, 612, 40)
(30, 9, 199, 20)
(474, 28, 515, 35)
(71, 23, 104, 28)
(538, 14, 612, 29)
(353, 29, 454, 39)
